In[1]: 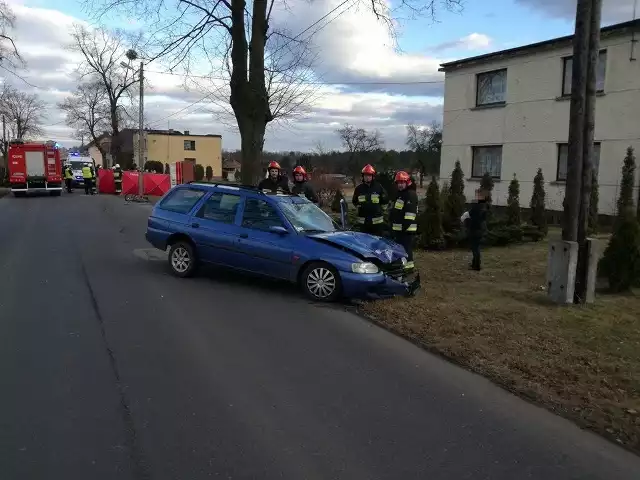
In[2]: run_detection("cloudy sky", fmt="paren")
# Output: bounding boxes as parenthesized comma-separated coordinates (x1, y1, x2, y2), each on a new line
(3, 0, 637, 152)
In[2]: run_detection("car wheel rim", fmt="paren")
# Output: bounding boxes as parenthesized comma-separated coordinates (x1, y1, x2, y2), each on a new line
(171, 247, 190, 273)
(306, 267, 336, 299)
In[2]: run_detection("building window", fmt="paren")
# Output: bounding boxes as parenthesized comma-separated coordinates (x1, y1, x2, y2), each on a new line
(562, 50, 607, 96)
(556, 143, 601, 181)
(184, 140, 196, 151)
(472, 146, 503, 179)
(476, 69, 507, 106)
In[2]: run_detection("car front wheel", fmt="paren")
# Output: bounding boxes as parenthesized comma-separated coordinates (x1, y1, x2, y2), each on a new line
(301, 262, 341, 302)
(168, 241, 197, 278)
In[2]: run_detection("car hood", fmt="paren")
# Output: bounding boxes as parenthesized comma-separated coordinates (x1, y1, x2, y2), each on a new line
(307, 231, 406, 263)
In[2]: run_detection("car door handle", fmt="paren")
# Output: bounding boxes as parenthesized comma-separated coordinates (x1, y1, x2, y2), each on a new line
(239, 233, 248, 239)
(192, 223, 200, 228)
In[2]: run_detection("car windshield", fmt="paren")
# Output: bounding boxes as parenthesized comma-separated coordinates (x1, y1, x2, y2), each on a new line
(278, 198, 338, 233)
(70, 161, 86, 171)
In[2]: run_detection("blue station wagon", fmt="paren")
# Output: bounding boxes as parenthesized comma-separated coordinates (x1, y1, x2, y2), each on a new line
(145, 183, 421, 302)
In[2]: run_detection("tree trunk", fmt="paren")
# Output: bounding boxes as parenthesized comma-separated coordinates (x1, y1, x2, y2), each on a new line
(109, 105, 121, 167)
(239, 119, 266, 183)
(230, 0, 272, 185)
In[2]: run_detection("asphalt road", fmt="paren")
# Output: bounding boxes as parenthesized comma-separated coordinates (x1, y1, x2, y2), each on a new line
(1, 192, 639, 480)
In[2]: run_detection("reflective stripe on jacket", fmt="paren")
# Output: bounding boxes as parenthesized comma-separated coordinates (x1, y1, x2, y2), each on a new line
(389, 186, 418, 234)
(352, 180, 388, 226)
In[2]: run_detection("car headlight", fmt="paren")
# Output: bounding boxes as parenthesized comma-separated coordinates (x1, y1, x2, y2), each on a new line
(351, 262, 379, 274)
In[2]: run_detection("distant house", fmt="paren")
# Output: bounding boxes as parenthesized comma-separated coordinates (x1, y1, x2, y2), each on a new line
(86, 133, 112, 167)
(135, 129, 223, 177)
(439, 19, 640, 216)
(222, 158, 241, 181)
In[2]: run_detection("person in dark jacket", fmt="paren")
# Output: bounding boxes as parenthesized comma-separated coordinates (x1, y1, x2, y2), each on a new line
(291, 165, 318, 203)
(258, 161, 290, 193)
(465, 189, 489, 271)
(352, 164, 388, 236)
(389, 171, 418, 272)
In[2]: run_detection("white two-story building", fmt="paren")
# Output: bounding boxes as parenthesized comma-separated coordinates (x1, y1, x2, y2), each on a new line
(439, 19, 640, 216)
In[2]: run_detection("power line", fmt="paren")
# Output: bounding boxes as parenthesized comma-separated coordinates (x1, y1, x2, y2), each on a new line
(144, 68, 443, 85)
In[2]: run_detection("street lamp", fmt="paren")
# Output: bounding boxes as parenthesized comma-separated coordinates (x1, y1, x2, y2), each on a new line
(121, 53, 145, 199)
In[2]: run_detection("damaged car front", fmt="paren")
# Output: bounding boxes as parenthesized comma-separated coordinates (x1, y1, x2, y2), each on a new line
(305, 230, 421, 299)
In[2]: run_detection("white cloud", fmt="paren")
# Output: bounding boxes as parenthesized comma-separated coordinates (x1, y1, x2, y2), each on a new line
(515, 0, 637, 24)
(3, 0, 451, 151)
(431, 33, 493, 52)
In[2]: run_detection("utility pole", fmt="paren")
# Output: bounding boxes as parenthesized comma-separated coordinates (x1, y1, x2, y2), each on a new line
(563, 0, 592, 243)
(575, 0, 603, 302)
(138, 61, 145, 197)
(2, 115, 6, 169)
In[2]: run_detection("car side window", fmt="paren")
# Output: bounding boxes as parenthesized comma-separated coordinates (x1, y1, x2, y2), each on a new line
(242, 198, 284, 230)
(196, 192, 241, 224)
(159, 188, 205, 214)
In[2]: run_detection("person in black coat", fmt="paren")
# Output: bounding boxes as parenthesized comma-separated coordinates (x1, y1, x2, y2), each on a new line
(389, 171, 419, 271)
(352, 164, 388, 236)
(258, 161, 290, 193)
(464, 189, 489, 271)
(291, 165, 318, 203)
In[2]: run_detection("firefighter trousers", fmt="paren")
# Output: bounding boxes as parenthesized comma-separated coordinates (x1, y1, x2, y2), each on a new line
(392, 232, 415, 270)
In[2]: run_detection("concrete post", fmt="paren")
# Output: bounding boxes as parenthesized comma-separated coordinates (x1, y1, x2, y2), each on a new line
(547, 240, 579, 304)
(584, 238, 601, 304)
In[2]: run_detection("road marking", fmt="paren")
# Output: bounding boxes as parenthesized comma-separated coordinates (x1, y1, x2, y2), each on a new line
(132, 248, 167, 262)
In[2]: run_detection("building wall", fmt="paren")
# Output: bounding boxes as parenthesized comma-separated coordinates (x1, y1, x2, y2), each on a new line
(440, 31, 640, 216)
(142, 133, 222, 176)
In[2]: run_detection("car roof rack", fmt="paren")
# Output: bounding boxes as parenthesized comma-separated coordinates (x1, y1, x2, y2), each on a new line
(186, 181, 266, 194)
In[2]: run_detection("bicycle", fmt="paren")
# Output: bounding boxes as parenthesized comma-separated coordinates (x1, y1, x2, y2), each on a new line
(124, 193, 149, 203)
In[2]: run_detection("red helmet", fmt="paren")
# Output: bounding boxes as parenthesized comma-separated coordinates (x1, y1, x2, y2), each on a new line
(394, 171, 411, 184)
(293, 165, 306, 175)
(268, 161, 281, 170)
(361, 164, 376, 175)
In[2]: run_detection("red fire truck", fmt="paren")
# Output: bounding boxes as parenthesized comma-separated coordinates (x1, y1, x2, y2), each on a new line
(8, 140, 63, 197)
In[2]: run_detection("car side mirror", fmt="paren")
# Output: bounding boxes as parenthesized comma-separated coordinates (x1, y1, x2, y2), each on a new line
(269, 225, 289, 235)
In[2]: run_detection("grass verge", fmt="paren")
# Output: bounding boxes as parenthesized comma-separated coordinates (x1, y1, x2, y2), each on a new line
(360, 240, 640, 454)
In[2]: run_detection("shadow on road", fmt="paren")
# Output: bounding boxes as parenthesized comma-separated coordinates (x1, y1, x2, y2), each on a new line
(137, 250, 356, 310)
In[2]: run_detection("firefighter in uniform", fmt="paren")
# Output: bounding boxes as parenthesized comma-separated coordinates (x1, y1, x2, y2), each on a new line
(113, 164, 123, 195)
(258, 161, 290, 193)
(352, 164, 388, 236)
(389, 171, 418, 272)
(64, 164, 74, 193)
(82, 163, 94, 195)
(291, 166, 318, 203)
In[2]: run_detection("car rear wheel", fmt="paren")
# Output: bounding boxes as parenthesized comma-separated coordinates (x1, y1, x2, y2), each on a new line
(301, 262, 341, 302)
(168, 241, 197, 278)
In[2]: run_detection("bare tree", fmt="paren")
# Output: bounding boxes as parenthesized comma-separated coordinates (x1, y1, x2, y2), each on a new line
(336, 124, 384, 185)
(83, 0, 461, 184)
(0, 84, 46, 144)
(58, 81, 111, 164)
(406, 122, 442, 187)
(69, 24, 143, 165)
(0, 1, 23, 73)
